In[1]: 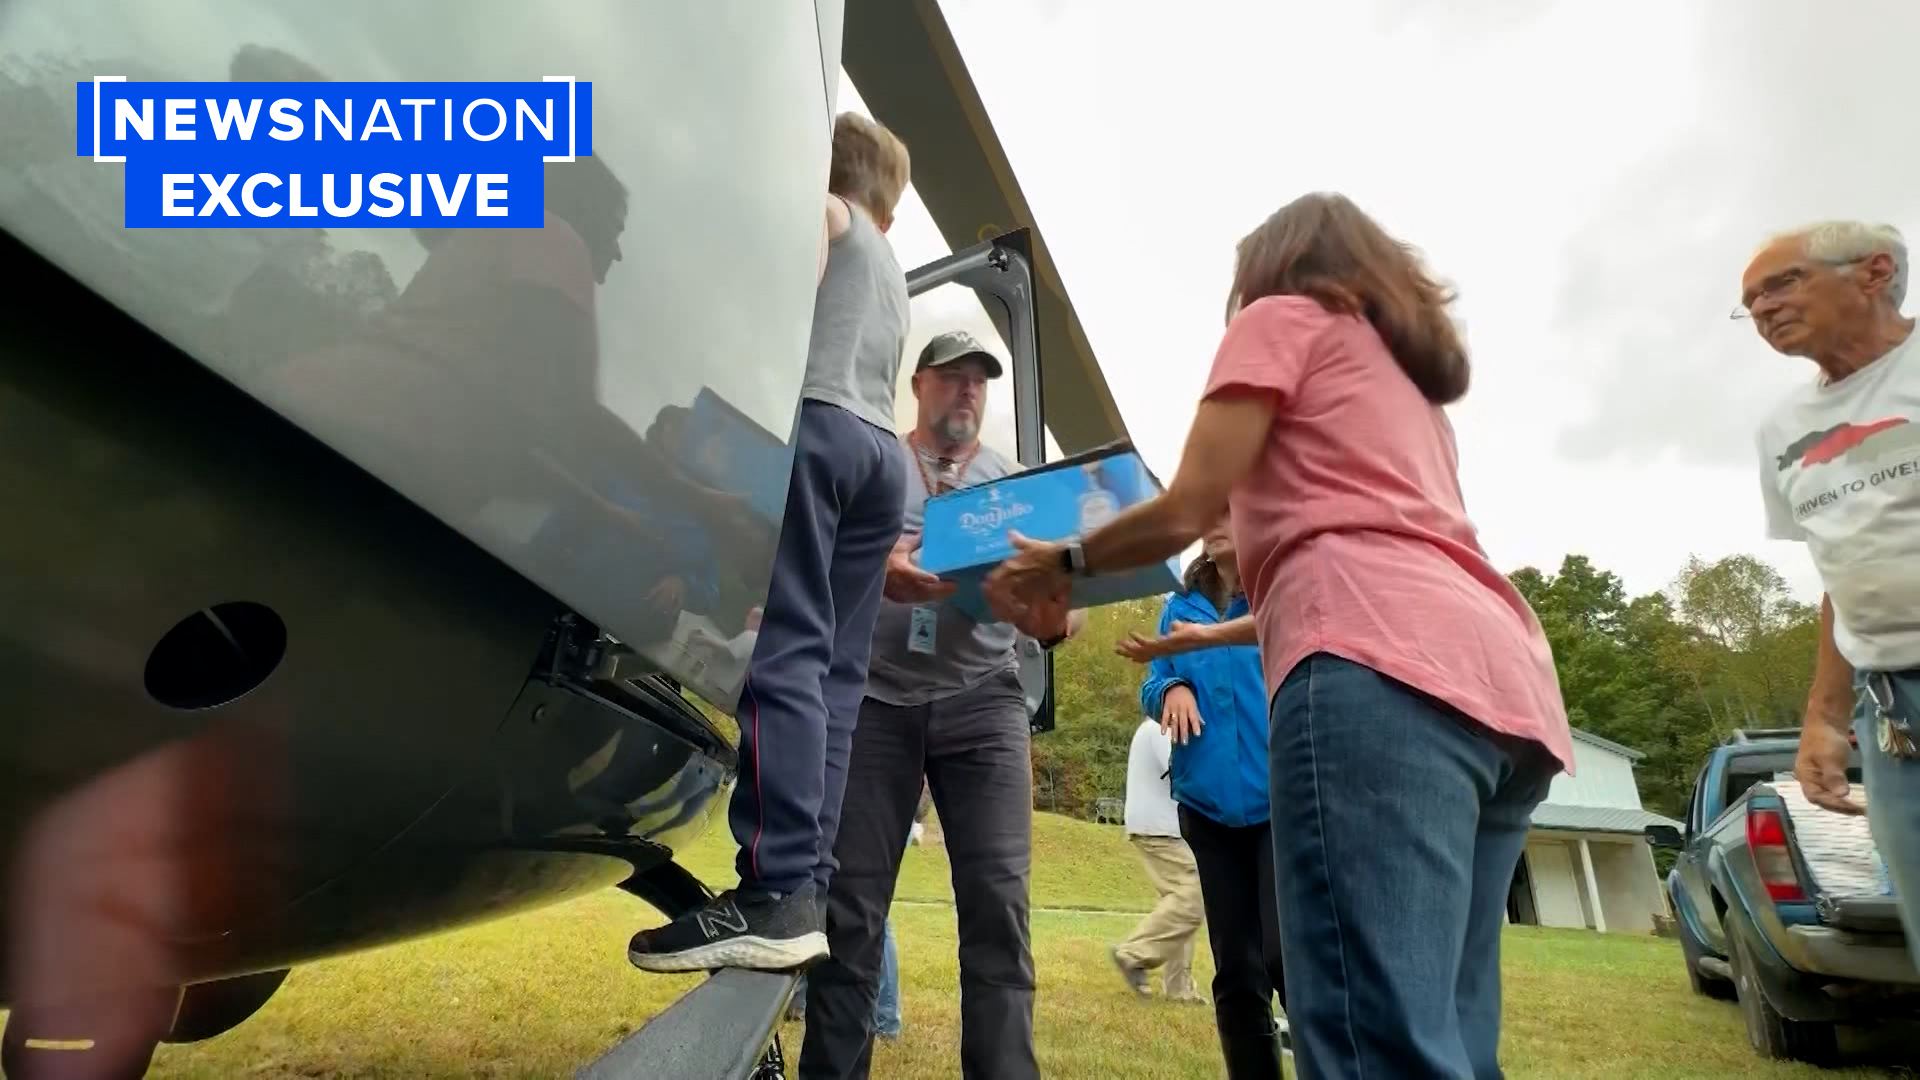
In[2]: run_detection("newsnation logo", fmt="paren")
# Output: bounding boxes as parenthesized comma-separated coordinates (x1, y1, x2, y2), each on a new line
(77, 76, 593, 228)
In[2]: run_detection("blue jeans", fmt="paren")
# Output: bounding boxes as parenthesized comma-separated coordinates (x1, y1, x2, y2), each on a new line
(873, 920, 902, 1037)
(1269, 654, 1557, 1080)
(1852, 670, 1920, 966)
(795, 919, 901, 1037)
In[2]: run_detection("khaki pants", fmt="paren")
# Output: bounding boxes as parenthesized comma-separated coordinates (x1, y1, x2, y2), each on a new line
(1115, 833, 1206, 996)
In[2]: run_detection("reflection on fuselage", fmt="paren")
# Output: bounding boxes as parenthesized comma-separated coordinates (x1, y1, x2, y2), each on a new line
(254, 153, 785, 708)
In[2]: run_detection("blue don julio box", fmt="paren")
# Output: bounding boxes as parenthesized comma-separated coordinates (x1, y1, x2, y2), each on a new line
(918, 440, 1182, 621)
(676, 387, 794, 524)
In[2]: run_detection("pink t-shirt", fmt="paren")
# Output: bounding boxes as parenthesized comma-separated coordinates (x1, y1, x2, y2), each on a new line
(1205, 296, 1574, 774)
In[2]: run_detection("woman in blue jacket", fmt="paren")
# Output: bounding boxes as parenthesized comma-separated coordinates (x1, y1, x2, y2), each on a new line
(1126, 519, 1288, 1080)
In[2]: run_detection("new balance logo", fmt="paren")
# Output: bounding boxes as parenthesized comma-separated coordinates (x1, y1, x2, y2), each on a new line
(696, 899, 750, 940)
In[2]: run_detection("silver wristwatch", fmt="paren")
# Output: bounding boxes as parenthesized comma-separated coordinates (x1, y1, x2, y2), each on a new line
(1059, 540, 1089, 577)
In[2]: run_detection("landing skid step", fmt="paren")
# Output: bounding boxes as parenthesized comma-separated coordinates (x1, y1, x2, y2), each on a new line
(577, 968, 798, 1080)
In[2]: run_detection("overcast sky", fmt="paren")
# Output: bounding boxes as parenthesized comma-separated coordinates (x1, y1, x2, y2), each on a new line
(863, 0, 1920, 602)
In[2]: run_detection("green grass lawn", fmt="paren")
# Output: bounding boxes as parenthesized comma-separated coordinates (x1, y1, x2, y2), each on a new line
(676, 806, 1161, 915)
(6, 813, 1909, 1077)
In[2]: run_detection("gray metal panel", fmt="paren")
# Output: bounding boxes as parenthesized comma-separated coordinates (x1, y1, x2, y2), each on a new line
(1570, 727, 1647, 762)
(0, 1, 833, 713)
(1529, 802, 1682, 835)
(815, 0, 844, 117)
(842, 0, 1126, 454)
(577, 969, 796, 1080)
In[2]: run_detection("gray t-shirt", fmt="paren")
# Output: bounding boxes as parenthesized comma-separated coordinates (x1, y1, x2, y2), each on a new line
(865, 441, 1021, 707)
(800, 199, 908, 434)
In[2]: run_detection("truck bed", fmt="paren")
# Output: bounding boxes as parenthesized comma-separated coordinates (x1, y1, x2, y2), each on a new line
(1775, 778, 1887, 902)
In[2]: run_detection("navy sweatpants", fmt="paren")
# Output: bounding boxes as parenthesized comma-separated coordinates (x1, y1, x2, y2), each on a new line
(730, 399, 906, 895)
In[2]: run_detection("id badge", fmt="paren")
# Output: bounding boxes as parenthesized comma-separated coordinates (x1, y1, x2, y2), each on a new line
(908, 605, 938, 655)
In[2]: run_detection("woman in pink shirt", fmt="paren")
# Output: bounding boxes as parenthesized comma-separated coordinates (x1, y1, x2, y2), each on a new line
(986, 193, 1572, 1080)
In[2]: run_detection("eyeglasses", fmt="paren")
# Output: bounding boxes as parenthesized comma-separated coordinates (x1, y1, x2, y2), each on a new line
(1730, 258, 1861, 321)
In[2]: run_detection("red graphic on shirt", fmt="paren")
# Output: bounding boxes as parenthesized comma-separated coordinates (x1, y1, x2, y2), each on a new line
(1778, 417, 1911, 471)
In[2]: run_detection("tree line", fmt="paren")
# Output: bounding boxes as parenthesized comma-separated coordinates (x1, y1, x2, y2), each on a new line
(1038, 553, 1819, 820)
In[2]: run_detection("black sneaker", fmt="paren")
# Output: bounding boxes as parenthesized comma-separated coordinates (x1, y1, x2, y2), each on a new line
(628, 886, 827, 973)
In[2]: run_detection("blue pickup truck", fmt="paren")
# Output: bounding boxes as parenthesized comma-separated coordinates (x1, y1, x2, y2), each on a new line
(1648, 728, 1917, 1064)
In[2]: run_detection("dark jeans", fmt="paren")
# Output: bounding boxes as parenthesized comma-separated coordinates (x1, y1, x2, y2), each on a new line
(1179, 805, 1287, 1080)
(798, 670, 1037, 1080)
(728, 400, 906, 894)
(1270, 653, 1556, 1080)
(792, 918, 899, 1036)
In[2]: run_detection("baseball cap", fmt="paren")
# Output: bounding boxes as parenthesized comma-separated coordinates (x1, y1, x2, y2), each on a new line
(914, 330, 1004, 379)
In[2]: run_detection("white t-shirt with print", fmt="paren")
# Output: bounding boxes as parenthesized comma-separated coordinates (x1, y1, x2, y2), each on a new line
(1756, 331, 1920, 671)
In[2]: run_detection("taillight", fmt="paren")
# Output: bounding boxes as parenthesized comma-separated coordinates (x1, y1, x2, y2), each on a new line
(1748, 808, 1806, 902)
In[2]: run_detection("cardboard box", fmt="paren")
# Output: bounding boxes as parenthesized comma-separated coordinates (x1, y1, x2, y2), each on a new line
(676, 387, 793, 524)
(918, 439, 1182, 621)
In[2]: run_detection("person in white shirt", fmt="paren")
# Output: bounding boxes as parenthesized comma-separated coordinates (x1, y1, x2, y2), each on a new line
(1746, 220, 1920, 959)
(1111, 717, 1205, 1002)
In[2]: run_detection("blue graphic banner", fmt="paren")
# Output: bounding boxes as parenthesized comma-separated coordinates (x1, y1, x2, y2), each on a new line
(75, 77, 595, 229)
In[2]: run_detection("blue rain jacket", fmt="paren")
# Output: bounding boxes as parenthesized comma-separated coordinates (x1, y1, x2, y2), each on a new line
(1138, 589, 1270, 827)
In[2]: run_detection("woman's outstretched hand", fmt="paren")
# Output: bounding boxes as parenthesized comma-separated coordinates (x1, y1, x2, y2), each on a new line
(1115, 620, 1212, 663)
(983, 531, 1072, 624)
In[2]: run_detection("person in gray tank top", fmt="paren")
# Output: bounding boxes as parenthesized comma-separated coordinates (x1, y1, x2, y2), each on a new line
(630, 113, 925, 976)
(801, 168, 910, 432)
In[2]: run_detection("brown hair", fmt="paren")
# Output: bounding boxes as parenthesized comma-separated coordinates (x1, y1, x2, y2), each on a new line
(1180, 554, 1231, 612)
(828, 112, 911, 224)
(1227, 192, 1469, 404)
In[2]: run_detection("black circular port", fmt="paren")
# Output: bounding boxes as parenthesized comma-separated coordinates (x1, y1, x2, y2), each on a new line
(144, 602, 288, 711)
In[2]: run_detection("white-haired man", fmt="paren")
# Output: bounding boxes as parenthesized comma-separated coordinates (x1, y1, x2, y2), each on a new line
(1744, 220, 1920, 954)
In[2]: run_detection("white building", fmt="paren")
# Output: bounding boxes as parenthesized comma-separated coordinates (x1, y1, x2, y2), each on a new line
(1507, 729, 1681, 935)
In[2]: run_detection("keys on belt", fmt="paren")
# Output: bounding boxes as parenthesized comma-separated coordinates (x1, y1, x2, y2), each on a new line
(1865, 671, 1920, 761)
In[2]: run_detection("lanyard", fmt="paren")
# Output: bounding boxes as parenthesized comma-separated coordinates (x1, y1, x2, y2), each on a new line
(906, 433, 980, 496)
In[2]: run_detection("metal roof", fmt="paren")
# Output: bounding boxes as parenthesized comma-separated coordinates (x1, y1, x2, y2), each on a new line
(843, 0, 1128, 454)
(1529, 803, 1681, 836)
(1570, 728, 1646, 762)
